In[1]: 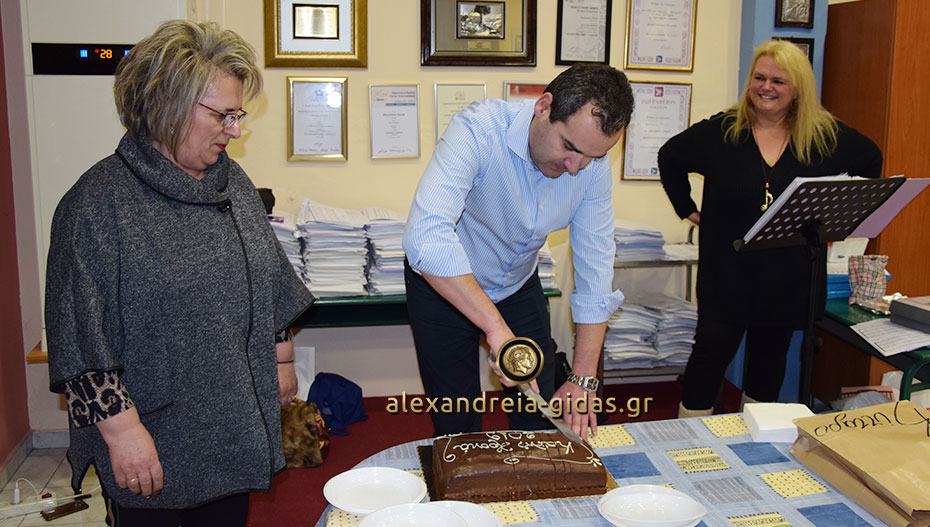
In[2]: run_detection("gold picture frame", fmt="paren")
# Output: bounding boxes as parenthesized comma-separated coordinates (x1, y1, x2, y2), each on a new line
(421, 0, 536, 66)
(265, 0, 368, 68)
(287, 77, 348, 161)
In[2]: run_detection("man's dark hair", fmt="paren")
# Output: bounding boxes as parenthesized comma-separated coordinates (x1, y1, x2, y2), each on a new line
(544, 64, 634, 136)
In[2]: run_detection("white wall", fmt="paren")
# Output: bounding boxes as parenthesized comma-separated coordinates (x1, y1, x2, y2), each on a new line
(13, 0, 744, 434)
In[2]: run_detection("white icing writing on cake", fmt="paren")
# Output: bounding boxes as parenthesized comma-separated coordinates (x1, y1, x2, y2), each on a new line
(440, 430, 601, 467)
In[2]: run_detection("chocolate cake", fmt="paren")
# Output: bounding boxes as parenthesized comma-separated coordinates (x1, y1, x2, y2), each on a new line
(431, 430, 607, 503)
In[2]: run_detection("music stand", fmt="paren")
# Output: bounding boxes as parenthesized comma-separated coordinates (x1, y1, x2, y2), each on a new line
(733, 175, 907, 407)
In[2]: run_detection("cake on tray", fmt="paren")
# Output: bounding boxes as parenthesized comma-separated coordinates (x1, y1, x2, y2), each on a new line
(431, 430, 607, 503)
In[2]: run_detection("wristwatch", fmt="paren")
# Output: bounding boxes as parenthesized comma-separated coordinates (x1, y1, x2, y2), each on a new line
(566, 374, 599, 392)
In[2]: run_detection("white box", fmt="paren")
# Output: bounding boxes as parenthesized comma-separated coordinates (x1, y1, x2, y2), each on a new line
(743, 403, 814, 443)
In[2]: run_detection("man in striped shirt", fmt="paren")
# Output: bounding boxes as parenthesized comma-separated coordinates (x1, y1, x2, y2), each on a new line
(403, 64, 634, 438)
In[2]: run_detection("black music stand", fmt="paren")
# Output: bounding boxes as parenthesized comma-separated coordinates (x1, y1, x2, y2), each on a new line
(733, 175, 907, 407)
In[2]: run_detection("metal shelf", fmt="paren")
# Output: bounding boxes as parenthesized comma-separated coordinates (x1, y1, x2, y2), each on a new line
(602, 226, 697, 380)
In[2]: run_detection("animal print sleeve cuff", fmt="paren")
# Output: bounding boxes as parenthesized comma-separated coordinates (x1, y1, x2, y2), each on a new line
(63, 371, 136, 428)
(275, 329, 292, 343)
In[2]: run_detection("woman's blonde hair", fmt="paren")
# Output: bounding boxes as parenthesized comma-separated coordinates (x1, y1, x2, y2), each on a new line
(114, 20, 262, 156)
(724, 39, 837, 165)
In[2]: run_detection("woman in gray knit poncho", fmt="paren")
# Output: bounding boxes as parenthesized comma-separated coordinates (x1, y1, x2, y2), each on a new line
(45, 20, 313, 526)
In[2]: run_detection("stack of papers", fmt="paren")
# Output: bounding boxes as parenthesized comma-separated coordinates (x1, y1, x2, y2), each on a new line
(663, 242, 699, 262)
(655, 301, 697, 365)
(604, 302, 662, 369)
(538, 243, 558, 290)
(296, 199, 369, 297)
(362, 207, 406, 296)
(614, 219, 667, 261)
(604, 297, 697, 370)
(743, 402, 813, 443)
(267, 210, 303, 278)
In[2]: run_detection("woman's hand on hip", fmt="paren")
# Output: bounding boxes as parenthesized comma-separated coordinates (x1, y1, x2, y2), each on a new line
(95, 407, 164, 498)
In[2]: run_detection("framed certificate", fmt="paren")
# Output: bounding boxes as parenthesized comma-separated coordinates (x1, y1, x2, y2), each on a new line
(369, 84, 420, 159)
(421, 0, 536, 66)
(503, 81, 547, 102)
(621, 82, 691, 181)
(434, 83, 486, 141)
(624, 0, 697, 71)
(264, 0, 367, 68)
(556, 0, 612, 65)
(288, 77, 348, 161)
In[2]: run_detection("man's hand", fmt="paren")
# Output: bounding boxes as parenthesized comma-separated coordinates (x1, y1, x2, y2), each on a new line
(551, 381, 598, 440)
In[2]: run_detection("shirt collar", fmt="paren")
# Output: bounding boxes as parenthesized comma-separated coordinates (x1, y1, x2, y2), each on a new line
(507, 101, 537, 169)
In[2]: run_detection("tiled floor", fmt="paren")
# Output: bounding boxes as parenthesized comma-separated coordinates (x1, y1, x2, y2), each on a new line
(0, 449, 106, 527)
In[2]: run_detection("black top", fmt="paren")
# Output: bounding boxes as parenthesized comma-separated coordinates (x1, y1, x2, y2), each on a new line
(658, 112, 883, 326)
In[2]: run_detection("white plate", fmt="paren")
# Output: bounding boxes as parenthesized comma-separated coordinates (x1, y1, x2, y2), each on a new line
(430, 501, 503, 527)
(323, 467, 428, 516)
(597, 485, 707, 527)
(358, 503, 467, 527)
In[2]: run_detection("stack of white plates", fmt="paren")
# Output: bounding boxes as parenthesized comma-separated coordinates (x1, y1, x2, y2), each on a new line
(597, 485, 707, 527)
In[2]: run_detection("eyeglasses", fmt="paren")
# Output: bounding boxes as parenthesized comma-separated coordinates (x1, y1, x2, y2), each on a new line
(198, 102, 247, 129)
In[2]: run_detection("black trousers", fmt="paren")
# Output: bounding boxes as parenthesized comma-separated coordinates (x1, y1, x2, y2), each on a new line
(103, 489, 249, 527)
(681, 315, 795, 410)
(404, 261, 555, 436)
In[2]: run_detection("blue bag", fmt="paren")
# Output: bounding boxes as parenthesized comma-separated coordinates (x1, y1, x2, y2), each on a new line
(307, 372, 368, 435)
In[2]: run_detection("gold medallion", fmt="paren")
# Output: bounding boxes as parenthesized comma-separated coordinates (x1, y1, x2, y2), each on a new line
(496, 337, 543, 384)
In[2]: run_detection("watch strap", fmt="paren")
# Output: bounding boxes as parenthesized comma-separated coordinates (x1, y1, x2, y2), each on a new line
(566, 373, 599, 392)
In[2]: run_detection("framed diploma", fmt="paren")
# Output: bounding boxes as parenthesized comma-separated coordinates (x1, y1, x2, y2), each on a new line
(264, 0, 367, 68)
(624, 0, 696, 71)
(503, 81, 547, 102)
(288, 77, 348, 161)
(369, 84, 420, 159)
(421, 0, 537, 66)
(556, 0, 612, 65)
(774, 0, 814, 29)
(621, 82, 691, 181)
(434, 83, 486, 141)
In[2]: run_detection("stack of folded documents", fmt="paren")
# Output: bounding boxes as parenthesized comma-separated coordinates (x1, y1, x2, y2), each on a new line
(537, 243, 558, 290)
(267, 209, 303, 278)
(296, 199, 368, 297)
(604, 297, 697, 370)
(655, 302, 697, 366)
(604, 301, 661, 369)
(362, 207, 406, 296)
(614, 219, 667, 261)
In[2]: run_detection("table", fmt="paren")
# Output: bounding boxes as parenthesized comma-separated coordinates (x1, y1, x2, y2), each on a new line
(293, 289, 562, 328)
(315, 415, 884, 527)
(817, 298, 930, 400)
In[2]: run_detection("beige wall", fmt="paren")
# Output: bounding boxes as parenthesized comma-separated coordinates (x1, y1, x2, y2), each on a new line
(18, 0, 744, 435)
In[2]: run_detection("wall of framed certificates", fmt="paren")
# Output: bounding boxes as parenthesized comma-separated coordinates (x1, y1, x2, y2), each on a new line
(7, 0, 760, 407)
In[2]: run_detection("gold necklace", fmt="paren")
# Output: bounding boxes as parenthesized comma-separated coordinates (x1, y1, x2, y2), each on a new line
(752, 126, 789, 212)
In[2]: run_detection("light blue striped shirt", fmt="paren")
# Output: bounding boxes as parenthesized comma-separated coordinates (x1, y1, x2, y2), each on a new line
(403, 99, 623, 324)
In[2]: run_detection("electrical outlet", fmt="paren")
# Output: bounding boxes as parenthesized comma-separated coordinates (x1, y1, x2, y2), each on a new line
(0, 494, 57, 520)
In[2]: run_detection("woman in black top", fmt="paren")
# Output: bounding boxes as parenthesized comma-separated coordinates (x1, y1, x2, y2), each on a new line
(658, 39, 882, 416)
